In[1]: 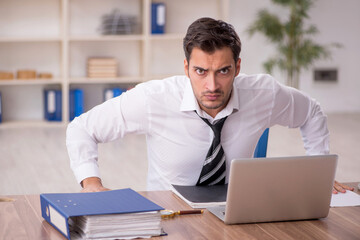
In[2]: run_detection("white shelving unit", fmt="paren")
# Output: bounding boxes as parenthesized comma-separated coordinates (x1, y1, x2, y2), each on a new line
(0, 0, 229, 128)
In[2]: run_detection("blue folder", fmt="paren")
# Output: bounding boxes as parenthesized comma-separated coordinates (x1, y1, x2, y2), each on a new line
(69, 89, 84, 121)
(151, 3, 166, 34)
(44, 89, 62, 121)
(103, 87, 126, 102)
(40, 188, 164, 240)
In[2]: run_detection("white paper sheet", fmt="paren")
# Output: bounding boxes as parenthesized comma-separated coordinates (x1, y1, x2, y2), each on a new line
(330, 190, 360, 207)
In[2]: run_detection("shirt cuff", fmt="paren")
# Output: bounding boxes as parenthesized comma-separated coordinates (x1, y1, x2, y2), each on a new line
(73, 161, 100, 185)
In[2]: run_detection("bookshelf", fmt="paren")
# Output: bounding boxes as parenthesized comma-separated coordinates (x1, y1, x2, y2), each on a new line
(0, 0, 229, 127)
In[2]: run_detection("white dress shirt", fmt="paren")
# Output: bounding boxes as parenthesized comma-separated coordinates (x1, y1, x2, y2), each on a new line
(66, 74, 329, 190)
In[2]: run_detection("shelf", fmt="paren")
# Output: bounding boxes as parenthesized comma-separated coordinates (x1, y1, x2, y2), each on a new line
(0, 120, 66, 129)
(0, 37, 62, 43)
(0, 79, 63, 86)
(69, 34, 144, 42)
(149, 33, 184, 41)
(0, 0, 227, 127)
(69, 77, 143, 84)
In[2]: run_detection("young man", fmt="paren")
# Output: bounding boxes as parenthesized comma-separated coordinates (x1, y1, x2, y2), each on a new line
(66, 17, 352, 193)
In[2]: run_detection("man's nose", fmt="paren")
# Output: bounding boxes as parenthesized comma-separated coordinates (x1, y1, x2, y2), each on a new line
(206, 73, 218, 91)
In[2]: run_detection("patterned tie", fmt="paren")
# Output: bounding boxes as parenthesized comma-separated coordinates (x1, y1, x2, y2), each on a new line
(196, 115, 228, 186)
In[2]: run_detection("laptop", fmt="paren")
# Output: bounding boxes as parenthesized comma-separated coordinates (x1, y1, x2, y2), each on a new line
(207, 155, 338, 224)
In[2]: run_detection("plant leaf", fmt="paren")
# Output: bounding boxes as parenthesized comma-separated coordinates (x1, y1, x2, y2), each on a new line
(247, 10, 284, 43)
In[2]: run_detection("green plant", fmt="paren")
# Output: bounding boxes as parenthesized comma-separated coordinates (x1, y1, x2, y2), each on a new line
(247, 0, 338, 89)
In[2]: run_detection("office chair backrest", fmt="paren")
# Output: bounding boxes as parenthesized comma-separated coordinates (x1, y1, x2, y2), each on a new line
(253, 128, 269, 158)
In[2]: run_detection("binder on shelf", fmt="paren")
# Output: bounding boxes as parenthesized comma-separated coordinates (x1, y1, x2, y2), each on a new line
(40, 188, 164, 240)
(0, 92, 2, 123)
(103, 87, 126, 102)
(44, 89, 62, 121)
(69, 89, 84, 121)
(151, 3, 166, 34)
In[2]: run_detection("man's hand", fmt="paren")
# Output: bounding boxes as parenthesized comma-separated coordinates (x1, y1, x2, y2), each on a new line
(81, 177, 111, 192)
(332, 180, 354, 194)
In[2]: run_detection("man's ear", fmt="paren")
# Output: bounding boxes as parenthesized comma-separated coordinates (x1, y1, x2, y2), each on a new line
(235, 58, 241, 76)
(184, 58, 189, 78)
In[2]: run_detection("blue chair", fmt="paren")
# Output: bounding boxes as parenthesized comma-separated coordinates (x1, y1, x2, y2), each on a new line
(254, 128, 269, 158)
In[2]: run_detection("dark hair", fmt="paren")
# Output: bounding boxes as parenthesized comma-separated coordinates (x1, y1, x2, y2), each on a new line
(183, 17, 241, 63)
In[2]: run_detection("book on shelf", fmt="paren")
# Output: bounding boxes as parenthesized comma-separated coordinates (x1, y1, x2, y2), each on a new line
(0, 71, 14, 80)
(17, 70, 37, 79)
(151, 3, 166, 34)
(171, 184, 227, 209)
(87, 57, 118, 66)
(69, 89, 84, 121)
(104, 87, 127, 102)
(44, 89, 62, 121)
(40, 188, 165, 240)
(87, 57, 118, 78)
(87, 73, 118, 78)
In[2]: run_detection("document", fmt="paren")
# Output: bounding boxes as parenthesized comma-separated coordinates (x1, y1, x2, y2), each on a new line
(330, 190, 360, 207)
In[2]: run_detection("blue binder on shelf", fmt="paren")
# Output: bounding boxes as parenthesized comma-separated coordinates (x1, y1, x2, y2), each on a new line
(69, 89, 84, 121)
(151, 2, 166, 34)
(103, 87, 126, 102)
(0, 92, 2, 123)
(44, 89, 62, 121)
(40, 188, 164, 240)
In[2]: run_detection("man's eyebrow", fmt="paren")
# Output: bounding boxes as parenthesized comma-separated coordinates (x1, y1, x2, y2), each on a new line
(218, 65, 232, 71)
(193, 66, 208, 71)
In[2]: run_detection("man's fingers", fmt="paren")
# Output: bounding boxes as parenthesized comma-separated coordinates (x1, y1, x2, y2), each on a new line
(334, 182, 346, 193)
(333, 181, 354, 194)
(81, 186, 110, 193)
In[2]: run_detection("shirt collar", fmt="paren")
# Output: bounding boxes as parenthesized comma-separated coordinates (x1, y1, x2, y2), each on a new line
(180, 78, 240, 121)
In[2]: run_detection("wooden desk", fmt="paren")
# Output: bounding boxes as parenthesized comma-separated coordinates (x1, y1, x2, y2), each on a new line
(1, 183, 360, 240)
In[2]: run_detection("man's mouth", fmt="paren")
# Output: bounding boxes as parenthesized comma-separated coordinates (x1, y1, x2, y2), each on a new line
(204, 94, 220, 101)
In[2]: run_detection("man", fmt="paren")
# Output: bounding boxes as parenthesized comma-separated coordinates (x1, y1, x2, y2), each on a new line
(66, 17, 352, 194)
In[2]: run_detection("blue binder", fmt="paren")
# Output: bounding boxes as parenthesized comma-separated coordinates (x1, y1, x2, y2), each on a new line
(40, 188, 164, 240)
(69, 89, 84, 121)
(0, 92, 2, 123)
(151, 3, 166, 34)
(44, 89, 62, 121)
(103, 87, 126, 101)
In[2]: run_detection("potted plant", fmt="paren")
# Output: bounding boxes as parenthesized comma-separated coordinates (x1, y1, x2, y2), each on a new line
(247, 0, 339, 89)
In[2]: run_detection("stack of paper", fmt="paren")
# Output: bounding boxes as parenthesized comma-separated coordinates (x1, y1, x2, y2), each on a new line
(330, 190, 360, 207)
(87, 58, 118, 78)
(69, 211, 163, 239)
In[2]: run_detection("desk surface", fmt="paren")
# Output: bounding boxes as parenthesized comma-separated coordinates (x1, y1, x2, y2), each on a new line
(1, 183, 360, 240)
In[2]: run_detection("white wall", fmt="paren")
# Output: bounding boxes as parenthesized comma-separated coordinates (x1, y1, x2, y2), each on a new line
(229, 0, 360, 113)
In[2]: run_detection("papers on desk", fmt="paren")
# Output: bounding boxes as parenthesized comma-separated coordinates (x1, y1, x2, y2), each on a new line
(330, 190, 360, 207)
(69, 211, 163, 240)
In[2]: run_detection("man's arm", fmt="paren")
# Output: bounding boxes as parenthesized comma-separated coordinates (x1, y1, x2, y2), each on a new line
(66, 86, 148, 191)
(269, 80, 354, 193)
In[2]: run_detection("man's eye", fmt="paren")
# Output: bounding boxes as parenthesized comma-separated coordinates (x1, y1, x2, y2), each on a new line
(196, 69, 205, 75)
(220, 68, 229, 74)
